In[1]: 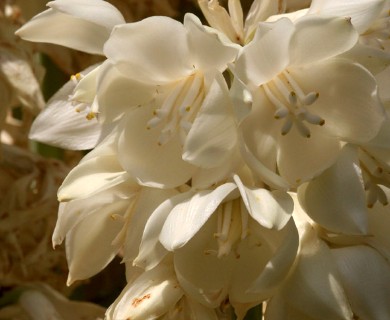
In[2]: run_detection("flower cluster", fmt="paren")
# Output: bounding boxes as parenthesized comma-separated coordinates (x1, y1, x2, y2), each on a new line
(16, 0, 390, 319)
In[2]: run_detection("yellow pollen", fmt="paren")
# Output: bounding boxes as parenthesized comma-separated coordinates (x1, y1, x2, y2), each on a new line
(86, 112, 95, 120)
(185, 106, 191, 112)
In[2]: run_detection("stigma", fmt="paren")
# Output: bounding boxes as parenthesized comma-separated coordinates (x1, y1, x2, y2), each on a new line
(262, 70, 324, 138)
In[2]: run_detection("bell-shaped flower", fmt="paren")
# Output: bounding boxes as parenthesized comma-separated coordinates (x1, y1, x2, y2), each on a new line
(15, 0, 127, 150)
(15, 0, 126, 55)
(234, 15, 385, 188)
(134, 175, 298, 318)
(198, 0, 285, 44)
(97, 13, 240, 188)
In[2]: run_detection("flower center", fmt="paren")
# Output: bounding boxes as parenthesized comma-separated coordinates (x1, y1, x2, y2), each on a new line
(212, 199, 249, 258)
(146, 72, 205, 146)
(262, 70, 324, 138)
(359, 148, 389, 208)
(360, 14, 390, 50)
(69, 72, 97, 120)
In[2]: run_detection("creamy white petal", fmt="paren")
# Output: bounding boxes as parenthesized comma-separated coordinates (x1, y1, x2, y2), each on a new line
(277, 124, 343, 186)
(248, 221, 299, 296)
(160, 183, 238, 251)
(183, 73, 237, 168)
(340, 42, 390, 75)
(184, 13, 238, 72)
(173, 217, 233, 308)
(245, 0, 283, 38)
(290, 15, 358, 65)
(104, 16, 193, 84)
(48, 0, 125, 30)
(57, 127, 137, 201)
(29, 74, 103, 150)
(65, 199, 127, 284)
(111, 264, 183, 320)
(16, 0, 125, 54)
(96, 61, 155, 123)
(129, 190, 185, 270)
(235, 18, 293, 86)
(234, 175, 293, 230)
(289, 59, 385, 143)
(117, 105, 196, 189)
(309, 0, 385, 33)
(52, 186, 131, 248)
(279, 227, 353, 320)
(298, 145, 368, 234)
(332, 246, 390, 320)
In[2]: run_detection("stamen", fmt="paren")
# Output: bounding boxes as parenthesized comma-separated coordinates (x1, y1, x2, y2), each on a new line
(263, 70, 323, 138)
(295, 119, 311, 138)
(281, 117, 293, 136)
(303, 111, 325, 126)
(240, 200, 249, 240)
(86, 112, 96, 120)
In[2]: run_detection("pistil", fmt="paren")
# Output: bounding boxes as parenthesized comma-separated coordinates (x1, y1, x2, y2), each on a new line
(262, 70, 324, 137)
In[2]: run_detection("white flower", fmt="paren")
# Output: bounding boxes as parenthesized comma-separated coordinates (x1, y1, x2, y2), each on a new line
(234, 15, 384, 188)
(95, 13, 240, 188)
(134, 175, 298, 318)
(198, 0, 286, 44)
(52, 129, 177, 284)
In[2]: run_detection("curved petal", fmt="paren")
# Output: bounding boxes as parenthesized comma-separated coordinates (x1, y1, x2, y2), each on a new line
(249, 221, 299, 296)
(52, 185, 132, 247)
(57, 128, 135, 201)
(96, 61, 155, 123)
(183, 73, 238, 168)
(332, 246, 390, 320)
(117, 105, 196, 189)
(173, 217, 233, 308)
(16, 0, 125, 55)
(277, 124, 343, 186)
(104, 16, 193, 84)
(279, 227, 353, 320)
(289, 59, 385, 143)
(65, 199, 128, 284)
(234, 175, 294, 230)
(133, 189, 179, 269)
(160, 183, 238, 251)
(239, 91, 291, 190)
(298, 145, 368, 235)
(29, 65, 103, 150)
(126, 188, 182, 270)
(235, 18, 293, 86)
(184, 13, 238, 72)
(48, 0, 125, 30)
(309, 0, 385, 33)
(289, 15, 358, 65)
(111, 264, 183, 320)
